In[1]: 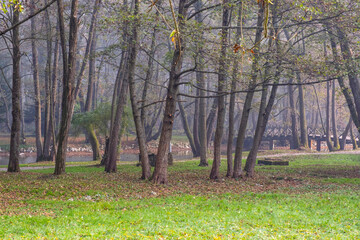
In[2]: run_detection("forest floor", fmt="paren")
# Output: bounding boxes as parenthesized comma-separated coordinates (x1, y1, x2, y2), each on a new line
(0, 153, 359, 239)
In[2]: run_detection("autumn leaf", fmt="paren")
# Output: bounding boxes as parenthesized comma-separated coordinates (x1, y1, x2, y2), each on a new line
(169, 29, 178, 48)
(233, 43, 241, 53)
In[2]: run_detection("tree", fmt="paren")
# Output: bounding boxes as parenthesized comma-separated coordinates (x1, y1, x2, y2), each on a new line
(233, 6, 264, 179)
(8, 5, 21, 172)
(210, 0, 230, 180)
(152, 0, 189, 184)
(30, 0, 44, 162)
(127, 0, 152, 179)
(54, 0, 79, 175)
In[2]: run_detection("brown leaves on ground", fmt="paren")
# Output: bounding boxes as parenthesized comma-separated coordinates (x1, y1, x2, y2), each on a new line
(2, 162, 359, 217)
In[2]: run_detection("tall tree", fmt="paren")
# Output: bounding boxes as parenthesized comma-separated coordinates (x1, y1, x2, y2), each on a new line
(210, 0, 230, 180)
(195, 0, 208, 166)
(127, 0, 151, 179)
(226, 4, 242, 177)
(84, 0, 102, 161)
(42, 6, 54, 161)
(232, 6, 264, 178)
(288, 74, 300, 149)
(152, 0, 188, 184)
(8, 6, 21, 172)
(244, 4, 281, 177)
(297, 71, 309, 148)
(54, 0, 79, 175)
(30, 0, 44, 162)
(331, 80, 339, 149)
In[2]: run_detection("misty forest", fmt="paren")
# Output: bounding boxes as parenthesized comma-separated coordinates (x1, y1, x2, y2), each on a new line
(1, 0, 360, 238)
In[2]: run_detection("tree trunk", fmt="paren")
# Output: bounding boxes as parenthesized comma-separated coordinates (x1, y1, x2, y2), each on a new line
(74, 0, 102, 101)
(30, 0, 44, 161)
(350, 123, 358, 150)
(210, 0, 230, 180)
(140, 22, 157, 129)
(232, 6, 264, 178)
(325, 81, 334, 151)
(8, 7, 21, 173)
(50, 32, 60, 161)
(340, 117, 351, 150)
(244, 8, 281, 177)
(327, 26, 360, 131)
(105, 56, 129, 172)
(336, 27, 360, 134)
(226, 5, 242, 177)
(192, 92, 200, 157)
(43, 8, 53, 161)
(54, 0, 79, 175)
(198, 77, 208, 166)
(178, 100, 198, 156)
(206, 98, 217, 147)
(128, 0, 151, 179)
(288, 75, 300, 149)
(297, 71, 308, 148)
(194, 0, 208, 166)
(84, 10, 101, 161)
(331, 80, 339, 149)
(152, 0, 188, 184)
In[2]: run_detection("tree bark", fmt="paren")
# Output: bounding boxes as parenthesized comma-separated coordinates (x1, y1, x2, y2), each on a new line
(50, 26, 60, 160)
(327, 27, 360, 132)
(105, 56, 129, 172)
(140, 22, 157, 130)
(54, 0, 79, 175)
(74, 0, 102, 101)
(210, 0, 230, 180)
(288, 75, 300, 149)
(336, 27, 360, 134)
(178, 100, 198, 156)
(30, 0, 44, 161)
(192, 93, 200, 157)
(331, 80, 339, 149)
(206, 98, 217, 147)
(128, 0, 151, 179)
(84, 3, 101, 161)
(43, 7, 53, 161)
(226, 5, 242, 177)
(244, 8, 281, 177)
(152, 0, 188, 184)
(350, 123, 358, 150)
(194, 0, 208, 166)
(297, 71, 309, 148)
(232, 6, 264, 178)
(325, 80, 334, 151)
(8, 7, 21, 173)
(340, 117, 351, 150)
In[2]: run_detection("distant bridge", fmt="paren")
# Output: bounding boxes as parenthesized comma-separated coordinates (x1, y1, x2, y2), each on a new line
(241, 126, 359, 151)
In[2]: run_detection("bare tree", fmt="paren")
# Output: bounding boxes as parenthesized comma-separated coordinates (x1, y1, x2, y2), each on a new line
(8, 6, 21, 173)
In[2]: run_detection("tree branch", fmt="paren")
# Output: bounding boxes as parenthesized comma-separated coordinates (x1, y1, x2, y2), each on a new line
(0, 0, 57, 36)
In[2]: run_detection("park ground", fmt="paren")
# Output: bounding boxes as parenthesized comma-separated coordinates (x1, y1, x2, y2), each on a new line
(0, 152, 360, 239)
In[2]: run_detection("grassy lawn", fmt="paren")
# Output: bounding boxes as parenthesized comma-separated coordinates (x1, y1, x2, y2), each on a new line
(1, 153, 360, 239)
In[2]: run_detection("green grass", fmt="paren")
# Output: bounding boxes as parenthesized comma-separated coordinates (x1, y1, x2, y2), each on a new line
(1, 192, 360, 239)
(1, 153, 360, 239)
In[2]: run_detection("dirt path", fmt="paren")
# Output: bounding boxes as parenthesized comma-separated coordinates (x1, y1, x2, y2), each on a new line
(1, 150, 359, 172)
